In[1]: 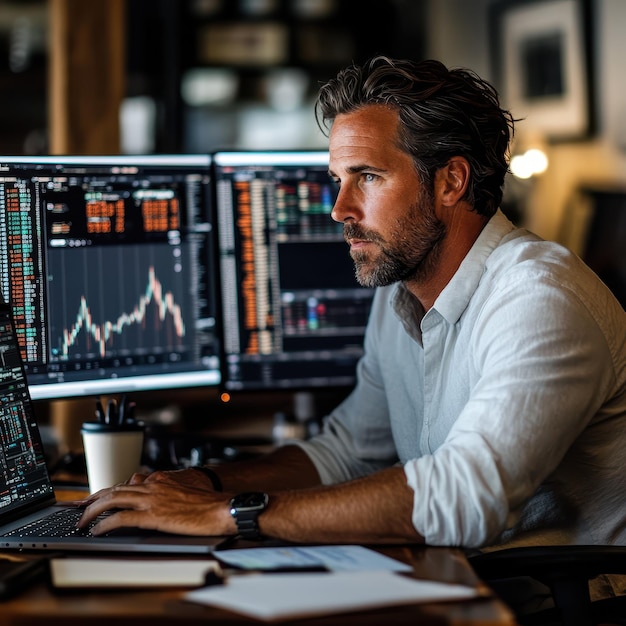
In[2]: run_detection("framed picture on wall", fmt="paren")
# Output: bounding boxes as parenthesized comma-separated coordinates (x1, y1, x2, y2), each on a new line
(490, 0, 593, 141)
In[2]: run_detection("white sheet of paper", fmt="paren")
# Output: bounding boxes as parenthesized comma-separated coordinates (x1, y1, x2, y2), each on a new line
(215, 544, 412, 572)
(50, 558, 220, 588)
(185, 570, 479, 621)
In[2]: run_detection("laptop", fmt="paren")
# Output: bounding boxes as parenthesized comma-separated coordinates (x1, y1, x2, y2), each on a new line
(0, 301, 224, 554)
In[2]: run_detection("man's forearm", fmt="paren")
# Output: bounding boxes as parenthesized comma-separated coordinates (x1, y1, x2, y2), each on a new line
(82, 448, 422, 543)
(209, 445, 322, 492)
(204, 447, 422, 545)
(259, 464, 423, 545)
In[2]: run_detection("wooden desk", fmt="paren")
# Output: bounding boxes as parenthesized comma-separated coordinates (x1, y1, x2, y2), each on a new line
(0, 490, 517, 626)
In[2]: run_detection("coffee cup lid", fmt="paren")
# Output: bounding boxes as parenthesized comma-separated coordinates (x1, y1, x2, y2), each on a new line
(81, 421, 144, 433)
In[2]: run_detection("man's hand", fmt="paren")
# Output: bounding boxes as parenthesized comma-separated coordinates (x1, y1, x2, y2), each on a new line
(77, 471, 236, 536)
(127, 467, 219, 490)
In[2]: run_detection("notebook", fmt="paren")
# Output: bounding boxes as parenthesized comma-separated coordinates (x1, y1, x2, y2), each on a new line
(0, 301, 224, 554)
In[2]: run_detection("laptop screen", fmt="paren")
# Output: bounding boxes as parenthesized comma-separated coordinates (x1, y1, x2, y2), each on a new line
(0, 303, 54, 517)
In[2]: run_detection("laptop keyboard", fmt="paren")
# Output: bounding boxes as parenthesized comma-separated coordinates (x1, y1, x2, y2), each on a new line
(3, 508, 110, 538)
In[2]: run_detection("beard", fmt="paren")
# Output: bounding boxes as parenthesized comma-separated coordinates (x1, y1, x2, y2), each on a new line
(344, 193, 446, 288)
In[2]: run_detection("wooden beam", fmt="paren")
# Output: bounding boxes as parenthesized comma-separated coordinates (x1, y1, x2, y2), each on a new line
(48, 0, 126, 154)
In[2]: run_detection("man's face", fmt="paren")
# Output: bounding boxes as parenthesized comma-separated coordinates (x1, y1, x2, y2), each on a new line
(328, 105, 445, 288)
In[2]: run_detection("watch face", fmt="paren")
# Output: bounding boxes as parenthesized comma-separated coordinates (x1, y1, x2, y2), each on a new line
(230, 492, 269, 513)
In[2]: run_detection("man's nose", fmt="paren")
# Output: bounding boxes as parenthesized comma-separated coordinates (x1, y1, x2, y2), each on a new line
(331, 185, 359, 223)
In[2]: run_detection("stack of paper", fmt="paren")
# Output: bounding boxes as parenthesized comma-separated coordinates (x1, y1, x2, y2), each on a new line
(185, 570, 479, 621)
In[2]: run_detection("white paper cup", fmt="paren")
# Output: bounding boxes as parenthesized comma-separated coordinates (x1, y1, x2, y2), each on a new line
(81, 422, 144, 494)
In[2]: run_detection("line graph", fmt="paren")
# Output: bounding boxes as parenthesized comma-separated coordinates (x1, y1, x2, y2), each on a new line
(47, 244, 193, 361)
(61, 266, 185, 358)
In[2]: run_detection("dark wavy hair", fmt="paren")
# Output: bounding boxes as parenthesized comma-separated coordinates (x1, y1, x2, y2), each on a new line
(315, 56, 515, 217)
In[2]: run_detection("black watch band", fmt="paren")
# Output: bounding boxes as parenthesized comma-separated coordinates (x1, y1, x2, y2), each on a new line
(229, 492, 269, 540)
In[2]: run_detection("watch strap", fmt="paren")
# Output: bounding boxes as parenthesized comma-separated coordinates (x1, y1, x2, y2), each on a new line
(229, 492, 269, 540)
(234, 514, 262, 540)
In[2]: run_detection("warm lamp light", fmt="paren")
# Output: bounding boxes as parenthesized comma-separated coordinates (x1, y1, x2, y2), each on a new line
(510, 148, 549, 179)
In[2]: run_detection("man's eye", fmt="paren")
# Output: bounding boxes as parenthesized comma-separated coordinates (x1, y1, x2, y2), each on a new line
(363, 173, 378, 183)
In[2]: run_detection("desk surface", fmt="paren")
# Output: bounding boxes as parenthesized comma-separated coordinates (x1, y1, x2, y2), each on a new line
(0, 490, 517, 626)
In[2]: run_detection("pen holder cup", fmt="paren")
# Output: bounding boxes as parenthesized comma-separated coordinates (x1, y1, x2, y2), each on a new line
(81, 421, 145, 494)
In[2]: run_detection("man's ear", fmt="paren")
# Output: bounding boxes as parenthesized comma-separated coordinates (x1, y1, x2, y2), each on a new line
(436, 157, 470, 207)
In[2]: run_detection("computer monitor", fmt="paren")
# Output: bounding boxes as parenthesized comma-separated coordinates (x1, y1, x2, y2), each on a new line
(213, 151, 374, 392)
(0, 155, 221, 400)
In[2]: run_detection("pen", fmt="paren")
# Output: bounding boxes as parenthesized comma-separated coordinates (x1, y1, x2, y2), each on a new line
(125, 401, 136, 423)
(94, 395, 136, 425)
(118, 394, 127, 424)
(95, 399, 105, 424)
(106, 398, 117, 425)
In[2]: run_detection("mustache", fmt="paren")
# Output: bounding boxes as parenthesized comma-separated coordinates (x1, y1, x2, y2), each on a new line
(343, 224, 383, 244)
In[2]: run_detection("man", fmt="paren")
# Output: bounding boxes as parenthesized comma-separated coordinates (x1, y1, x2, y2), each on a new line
(79, 57, 626, 553)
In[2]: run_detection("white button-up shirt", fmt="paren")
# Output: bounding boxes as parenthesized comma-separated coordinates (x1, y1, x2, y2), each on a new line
(297, 210, 626, 548)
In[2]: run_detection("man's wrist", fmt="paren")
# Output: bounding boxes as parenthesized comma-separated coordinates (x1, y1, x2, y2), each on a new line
(190, 466, 223, 491)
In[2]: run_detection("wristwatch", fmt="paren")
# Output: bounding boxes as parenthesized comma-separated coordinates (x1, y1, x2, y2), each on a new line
(229, 492, 269, 540)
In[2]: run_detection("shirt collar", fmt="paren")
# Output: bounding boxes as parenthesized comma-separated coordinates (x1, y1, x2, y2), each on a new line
(433, 209, 516, 324)
(390, 210, 517, 333)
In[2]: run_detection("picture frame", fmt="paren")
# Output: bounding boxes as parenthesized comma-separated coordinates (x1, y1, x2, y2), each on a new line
(490, 0, 594, 141)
